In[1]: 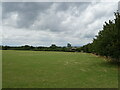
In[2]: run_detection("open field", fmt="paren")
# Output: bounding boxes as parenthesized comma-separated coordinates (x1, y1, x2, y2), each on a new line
(2, 50, 118, 88)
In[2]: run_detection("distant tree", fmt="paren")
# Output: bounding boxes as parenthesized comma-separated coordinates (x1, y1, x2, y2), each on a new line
(0, 46, 2, 50)
(22, 45, 31, 50)
(2, 46, 10, 50)
(67, 43, 72, 48)
(50, 44, 57, 49)
(24, 45, 30, 47)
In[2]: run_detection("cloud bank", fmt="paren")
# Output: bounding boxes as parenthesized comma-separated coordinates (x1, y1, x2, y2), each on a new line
(2, 2, 118, 46)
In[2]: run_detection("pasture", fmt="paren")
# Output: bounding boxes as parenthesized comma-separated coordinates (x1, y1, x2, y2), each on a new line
(2, 50, 118, 88)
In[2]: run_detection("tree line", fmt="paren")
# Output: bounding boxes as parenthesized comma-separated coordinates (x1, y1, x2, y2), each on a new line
(80, 11, 120, 62)
(1, 43, 79, 52)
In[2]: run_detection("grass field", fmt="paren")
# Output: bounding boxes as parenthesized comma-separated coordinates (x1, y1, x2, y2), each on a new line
(2, 50, 118, 88)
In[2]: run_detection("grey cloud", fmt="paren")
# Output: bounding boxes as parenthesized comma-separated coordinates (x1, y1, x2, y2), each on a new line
(2, 2, 53, 28)
(29, 2, 92, 33)
(83, 33, 95, 39)
(2, 2, 117, 46)
(54, 2, 91, 12)
(118, 1, 120, 12)
(2, 2, 53, 17)
(2, 2, 91, 29)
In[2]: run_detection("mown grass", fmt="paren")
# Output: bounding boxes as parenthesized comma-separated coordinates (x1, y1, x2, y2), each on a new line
(2, 50, 118, 88)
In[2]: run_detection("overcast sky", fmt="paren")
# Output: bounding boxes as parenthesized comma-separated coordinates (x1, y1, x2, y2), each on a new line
(2, 2, 118, 46)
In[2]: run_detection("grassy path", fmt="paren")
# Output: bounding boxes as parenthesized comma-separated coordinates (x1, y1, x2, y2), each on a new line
(2, 50, 118, 88)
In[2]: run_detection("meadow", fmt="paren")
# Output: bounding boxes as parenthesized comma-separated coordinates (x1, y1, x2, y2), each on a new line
(2, 50, 118, 88)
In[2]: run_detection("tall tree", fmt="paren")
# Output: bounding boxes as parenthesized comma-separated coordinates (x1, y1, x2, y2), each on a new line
(67, 43, 72, 48)
(81, 11, 120, 62)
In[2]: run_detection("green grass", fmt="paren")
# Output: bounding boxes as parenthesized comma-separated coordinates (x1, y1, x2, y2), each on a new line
(2, 50, 118, 88)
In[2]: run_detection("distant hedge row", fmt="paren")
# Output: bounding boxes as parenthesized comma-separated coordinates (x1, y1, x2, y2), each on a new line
(1, 44, 78, 52)
(80, 12, 120, 62)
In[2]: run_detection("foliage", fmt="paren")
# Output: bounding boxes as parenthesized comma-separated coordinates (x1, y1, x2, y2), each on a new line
(80, 11, 120, 62)
(67, 43, 72, 48)
(1, 43, 78, 52)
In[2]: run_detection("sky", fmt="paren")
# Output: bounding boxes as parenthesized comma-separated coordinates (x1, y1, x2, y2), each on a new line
(1, 1, 118, 46)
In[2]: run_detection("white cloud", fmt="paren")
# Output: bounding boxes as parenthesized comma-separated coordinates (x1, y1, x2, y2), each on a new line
(3, 12, 19, 27)
(2, 2, 118, 46)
